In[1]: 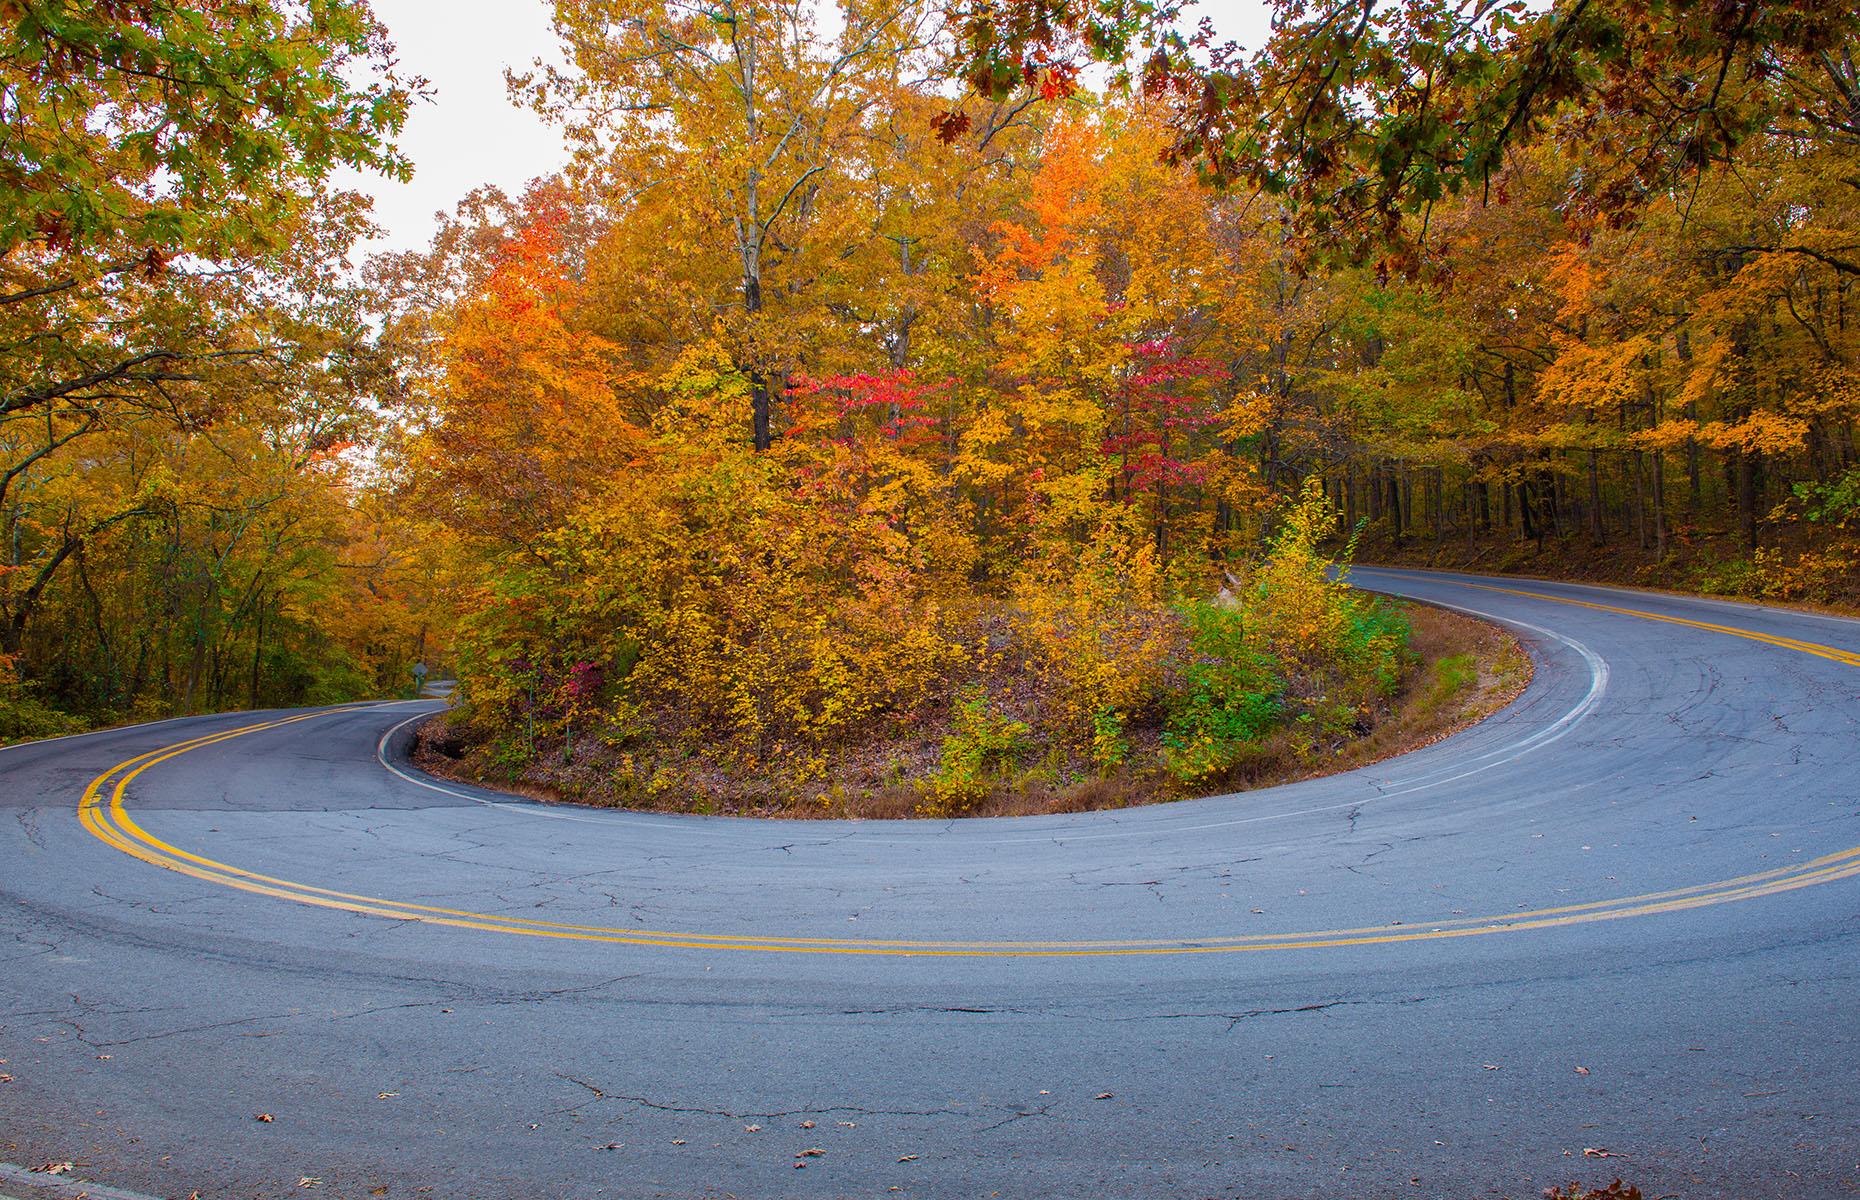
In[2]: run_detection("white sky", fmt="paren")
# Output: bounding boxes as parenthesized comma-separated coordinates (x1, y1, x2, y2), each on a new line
(337, 0, 1275, 261)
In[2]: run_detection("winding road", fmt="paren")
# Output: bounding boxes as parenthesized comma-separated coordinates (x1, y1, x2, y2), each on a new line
(3, 568, 1858, 1199)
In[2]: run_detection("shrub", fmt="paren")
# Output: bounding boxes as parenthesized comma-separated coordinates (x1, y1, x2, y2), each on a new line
(1011, 515, 1183, 762)
(922, 689, 1031, 815)
(1162, 600, 1282, 779)
(0, 654, 85, 743)
(1162, 479, 1411, 781)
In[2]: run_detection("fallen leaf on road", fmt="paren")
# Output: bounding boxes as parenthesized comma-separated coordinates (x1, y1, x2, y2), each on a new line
(797, 1147, 826, 1157)
(744, 1124, 762, 1133)
(799, 1119, 816, 1128)
(32, 1162, 75, 1175)
(298, 1178, 322, 1188)
(377, 1092, 399, 1099)
(371, 1189, 389, 1196)
(793, 1162, 807, 1169)
(0, 1073, 12, 1083)
(598, 1142, 623, 1151)
(671, 1139, 686, 1145)
(95, 1054, 111, 1060)
(837, 1121, 856, 1128)
(1094, 1092, 1115, 1100)
(255, 1113, 274, 1123)
(898, 1155, 919, 1163)
(1583, 1148, 1626, 1158)
(1575, 1067, 1590, 1076)
(1482, 1064, 1501, 1071)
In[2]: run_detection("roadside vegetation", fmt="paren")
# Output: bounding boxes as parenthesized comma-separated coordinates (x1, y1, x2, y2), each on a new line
(0, 2, 442, 743)
(6, 0, 1857, 763)
(412, 482, 1530, 816)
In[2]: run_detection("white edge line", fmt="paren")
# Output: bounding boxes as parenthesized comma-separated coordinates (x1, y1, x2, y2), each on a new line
(371, 595, 1611, 847)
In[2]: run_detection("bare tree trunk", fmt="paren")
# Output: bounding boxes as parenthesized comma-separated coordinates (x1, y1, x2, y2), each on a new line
(1587, 450, 1605, 543)
(1737, 450, 1759, 550)
(1632, 451, 1649, 551)
(249, 596, 267, 710)
(1651, 451, 1667, 559)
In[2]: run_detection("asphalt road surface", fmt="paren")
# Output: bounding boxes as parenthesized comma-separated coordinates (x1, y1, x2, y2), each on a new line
(3, 568, 1858, 1200)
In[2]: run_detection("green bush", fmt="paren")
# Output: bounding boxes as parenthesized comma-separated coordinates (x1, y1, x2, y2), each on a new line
(923, 689, 1030, 814)
(1161, 481, 1411, 782)
(1162, 600, 1283, 780)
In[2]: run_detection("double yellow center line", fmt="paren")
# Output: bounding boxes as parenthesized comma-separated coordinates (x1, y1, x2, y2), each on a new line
(1452, 580, 1860, 668)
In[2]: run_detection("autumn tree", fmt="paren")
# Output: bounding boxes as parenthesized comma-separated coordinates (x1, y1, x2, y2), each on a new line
(517, 0, 946, 449)
(1, 0, 433, 725)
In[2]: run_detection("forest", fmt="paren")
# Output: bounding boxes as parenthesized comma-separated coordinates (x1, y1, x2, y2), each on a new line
(5, 0, 1858, 808)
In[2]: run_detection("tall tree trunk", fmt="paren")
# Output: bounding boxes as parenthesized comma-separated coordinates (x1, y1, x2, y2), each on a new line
(249, 596, 267, 710)
(1632, 450, 1649, 551)
(1587, 450, 1605, 543)
(1651, 451, 1667, 559)
(1737, 450, 1759, 550)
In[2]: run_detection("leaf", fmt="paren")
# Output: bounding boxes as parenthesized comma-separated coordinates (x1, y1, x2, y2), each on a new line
(32, 1162, 76, 1175)
(744, 1124, 762, 1132)
(898, 1154, 919, 1162)
(796, 1147, 826, 1157)
(1575, 1066, 1590, 1075)
(255, 1113, 275, 1122)
(298, 1178, 322, 1188)
(1583, 1147, 1626, 1158)
(929, 110, 971, 144)
(1094, 1092, 1115, 1099)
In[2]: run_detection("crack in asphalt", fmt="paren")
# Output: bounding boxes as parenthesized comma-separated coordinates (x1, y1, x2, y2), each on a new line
(1100, 994, 1430, 1033)
(552, 1074, 963, 1123)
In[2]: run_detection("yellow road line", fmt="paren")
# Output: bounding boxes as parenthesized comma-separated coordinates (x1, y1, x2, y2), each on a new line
(71, 592, 1860, 956)
(1450, 581, 1860, 667)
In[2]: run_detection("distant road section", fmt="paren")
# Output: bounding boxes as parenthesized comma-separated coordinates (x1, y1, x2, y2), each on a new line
(2, 569, 1857, 1198)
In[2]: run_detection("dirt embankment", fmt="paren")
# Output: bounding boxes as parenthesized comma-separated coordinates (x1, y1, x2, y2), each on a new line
(410, 603, 1530, 820)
